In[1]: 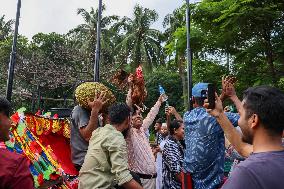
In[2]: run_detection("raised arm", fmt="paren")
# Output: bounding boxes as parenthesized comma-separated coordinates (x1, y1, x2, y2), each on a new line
(168, 106, 182, 121)
(205, 94, 253, 158)
(126, 74, 134, 107)
(165, 107, 171, 132)
(142, 95, 164, 131)
(79, 93, 107, 141)
(223, 78, 242, 112)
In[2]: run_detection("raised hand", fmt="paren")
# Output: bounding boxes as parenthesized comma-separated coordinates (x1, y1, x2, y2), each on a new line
(159, 94, 168, 103)
(204, 93, 224, 118)
(221, 76, 237, 100)
(168, 106, 177, 115)
(134, 104, 143, 114)
(88, 92, 108, 113)
(165, 106, 170, 117)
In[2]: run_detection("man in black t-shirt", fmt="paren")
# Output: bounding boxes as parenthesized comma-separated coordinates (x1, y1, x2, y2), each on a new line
(207, 86, 284, 189)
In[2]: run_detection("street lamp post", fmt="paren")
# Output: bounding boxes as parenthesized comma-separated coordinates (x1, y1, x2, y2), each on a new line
(185, 0, 193, 111)
(6, 0, 21, 102)
(94, 0, 102, 82)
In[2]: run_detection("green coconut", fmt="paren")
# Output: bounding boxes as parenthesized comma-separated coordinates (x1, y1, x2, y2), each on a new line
(75, 82, 116, 112)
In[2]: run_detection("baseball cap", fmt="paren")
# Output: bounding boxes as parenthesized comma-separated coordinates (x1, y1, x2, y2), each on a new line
(192, 83, 209, 97)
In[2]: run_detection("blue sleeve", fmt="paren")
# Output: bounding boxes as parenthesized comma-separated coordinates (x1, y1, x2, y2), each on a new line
(222, 166, 259, 189)
(225, 112, 239, 127)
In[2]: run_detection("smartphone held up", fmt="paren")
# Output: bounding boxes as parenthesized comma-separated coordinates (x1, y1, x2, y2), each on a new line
(207, 84, 216, 109)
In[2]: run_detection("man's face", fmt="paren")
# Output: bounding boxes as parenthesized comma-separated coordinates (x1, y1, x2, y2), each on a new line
(154, 122, 162, 131)
(161, 126, 168, 136)
(238, 101, 254, 144)
(0, 112, 11, 142)
(131, 111, 143, 129)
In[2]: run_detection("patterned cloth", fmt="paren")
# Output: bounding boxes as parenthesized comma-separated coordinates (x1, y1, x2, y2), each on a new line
(126, 100, 161, 175)
(156, 132, 165, 145)
(162, 136, 184, 189)
(183, 107, 239, 189)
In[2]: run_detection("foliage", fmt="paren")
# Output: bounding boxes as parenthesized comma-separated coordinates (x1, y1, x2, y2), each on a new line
(192, 0, 284, 88)
(0, 15, 14, 41)
(115, 5, 164, 72)
(144, 67, 184, 118)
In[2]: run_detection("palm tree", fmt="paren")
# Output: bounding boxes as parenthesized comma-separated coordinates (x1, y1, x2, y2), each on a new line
(68, 5, 119, 76)
(163, 7, 188, 109)
(163, 7, 185, 41)
(115, 4, 164, 72)
(0, 15, 14, 41)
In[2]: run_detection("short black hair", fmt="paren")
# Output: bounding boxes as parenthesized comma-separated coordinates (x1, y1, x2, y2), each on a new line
(156, 118, 163, 124)
(194, 97, 206, 106)
(108, 103, 131, 125)
(243, 86, 284, 136)
(0, 97, 11, 117)
(169, 120, 182, 135)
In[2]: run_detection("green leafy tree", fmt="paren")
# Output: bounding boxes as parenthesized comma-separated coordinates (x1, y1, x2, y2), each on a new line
(69, 5, 119, 79)
(115, 4, 164, 72)
(192, 0, 284, 88)
(0, 15, 14, 41)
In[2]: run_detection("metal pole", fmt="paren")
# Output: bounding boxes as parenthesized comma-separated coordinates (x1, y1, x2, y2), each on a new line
(6, 0, 21, 101)
(186, 0, 193, 111)
(94, 0, 102, 82)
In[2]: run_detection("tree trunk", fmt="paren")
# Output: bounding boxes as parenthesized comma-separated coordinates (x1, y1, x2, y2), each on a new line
(90, 35, 97, 76)
(226, 52, 230, 74)
(263, 30, 277, 84)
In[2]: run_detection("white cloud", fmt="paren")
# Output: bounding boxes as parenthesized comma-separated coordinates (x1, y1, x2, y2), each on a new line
(0, 0, 184, 39)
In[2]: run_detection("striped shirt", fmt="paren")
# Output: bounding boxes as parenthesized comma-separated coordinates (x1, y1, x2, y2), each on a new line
(162, 136, 184, 189)
(126, 100, 161, 175)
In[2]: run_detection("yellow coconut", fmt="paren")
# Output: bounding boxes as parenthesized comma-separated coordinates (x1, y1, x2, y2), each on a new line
(75, 82, 116, 112)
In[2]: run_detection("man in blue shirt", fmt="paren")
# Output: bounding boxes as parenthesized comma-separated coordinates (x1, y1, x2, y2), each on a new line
(183, 82, 239, 189)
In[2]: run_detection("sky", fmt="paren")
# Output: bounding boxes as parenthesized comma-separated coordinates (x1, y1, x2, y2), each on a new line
(0, 0, 195, 39)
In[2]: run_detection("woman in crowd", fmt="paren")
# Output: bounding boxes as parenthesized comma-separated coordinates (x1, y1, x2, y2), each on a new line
(162, 120, 185, 189)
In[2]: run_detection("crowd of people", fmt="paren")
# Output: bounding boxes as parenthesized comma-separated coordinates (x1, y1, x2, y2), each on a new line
(0, 75, 284, 189)
(70, 75, 284, 189)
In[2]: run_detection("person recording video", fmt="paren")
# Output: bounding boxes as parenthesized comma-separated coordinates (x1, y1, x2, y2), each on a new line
(183, 77, 240, 189)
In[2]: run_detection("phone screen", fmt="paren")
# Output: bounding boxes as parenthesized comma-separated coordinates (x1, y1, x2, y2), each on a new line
(207, 84, 215, 109)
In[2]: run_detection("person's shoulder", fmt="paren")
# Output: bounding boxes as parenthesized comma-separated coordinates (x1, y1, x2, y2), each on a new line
(224, 112, 239, 118)
(104, 124, 123, 138)
(0, 149, 28, 169)
(73, 105, 90, 115)
(184, 107, 208, 117)
(164, 138, 178, 148)
(1, 149, 25, 162)
(233, 153, 267, 172)
(74, 105, 87, 112)
(247, 150, 284, 164)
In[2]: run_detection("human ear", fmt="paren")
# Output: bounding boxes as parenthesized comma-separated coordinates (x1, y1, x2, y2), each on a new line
(251, 114, 259, 129)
